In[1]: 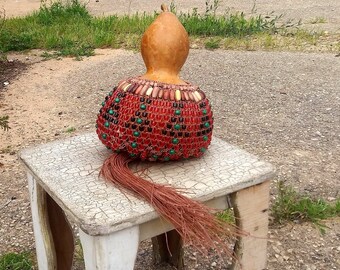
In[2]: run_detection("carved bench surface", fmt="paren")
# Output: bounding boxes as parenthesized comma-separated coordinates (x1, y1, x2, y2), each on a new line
(20, 133, 274, 235)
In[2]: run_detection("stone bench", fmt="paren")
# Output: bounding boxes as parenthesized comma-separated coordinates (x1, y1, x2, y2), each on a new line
(20, 133, 274, 270)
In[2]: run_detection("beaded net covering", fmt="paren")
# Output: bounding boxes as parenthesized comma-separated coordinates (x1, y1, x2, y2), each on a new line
(96, 77, 213, 161)
(95, 5, 241, 262)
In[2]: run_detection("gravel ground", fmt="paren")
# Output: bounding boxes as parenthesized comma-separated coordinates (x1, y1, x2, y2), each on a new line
(0, 49, 339, 269)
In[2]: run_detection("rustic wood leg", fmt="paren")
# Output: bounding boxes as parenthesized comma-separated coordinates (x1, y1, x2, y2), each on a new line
(28, 173, 75, 270)
(79, 226, 139, 270)
(230, 181, 270, 270)
(152, 229, 184, 269)
(46, 192, 75, 269)
(28, 173, 56, 269)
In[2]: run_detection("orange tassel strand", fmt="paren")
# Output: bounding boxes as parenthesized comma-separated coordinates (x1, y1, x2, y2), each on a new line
(100, 153, 245, 260)
(96, 5, 246, 265)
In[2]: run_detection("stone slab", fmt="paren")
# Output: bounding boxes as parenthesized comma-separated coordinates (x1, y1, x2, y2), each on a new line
(20, 133, 274, 235)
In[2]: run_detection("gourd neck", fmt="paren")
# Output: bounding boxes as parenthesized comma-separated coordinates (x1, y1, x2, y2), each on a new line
(141, 69, 187, 85)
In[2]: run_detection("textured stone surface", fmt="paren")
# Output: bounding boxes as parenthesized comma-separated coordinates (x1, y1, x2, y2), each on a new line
(20, 133, 274, 235)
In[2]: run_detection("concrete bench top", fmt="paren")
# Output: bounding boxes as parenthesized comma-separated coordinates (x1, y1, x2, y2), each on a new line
(20, 133, 274, 236)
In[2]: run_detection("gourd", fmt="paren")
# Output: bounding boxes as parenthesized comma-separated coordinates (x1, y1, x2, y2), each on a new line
(96, 4, 212, 161)
(140, 4, 189, 85)
(96, 5, 237, 260)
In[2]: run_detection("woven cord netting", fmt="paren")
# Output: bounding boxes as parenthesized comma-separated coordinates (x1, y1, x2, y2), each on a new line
(100, 153, 247, 263)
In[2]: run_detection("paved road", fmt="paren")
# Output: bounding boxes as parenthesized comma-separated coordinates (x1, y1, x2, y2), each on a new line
(1, 48, 339, 269)
(2, 0, 340, 32)
(46, 49, 340, 198)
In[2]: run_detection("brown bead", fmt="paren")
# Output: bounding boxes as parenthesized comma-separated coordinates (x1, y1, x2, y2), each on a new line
(152, 87, 160, 98)
(117, 80, 126, 90)
(158, 89, 164, 98)
(163, 89, 170, 100)
(128, 84, 137, 93)
(135, 85, 143, 95)
(188, 91, 195, 101)
(170, 89, 175, 100)
(140, 83, 150, 95)
(193, 92, 198, 101)
(183, 91, 189, 100)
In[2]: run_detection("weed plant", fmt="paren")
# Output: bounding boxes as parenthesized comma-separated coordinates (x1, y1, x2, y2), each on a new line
(0, 115, 10, 131)
(217, 208, 235, 223)
(181, 10, 279, 37)
(0, 0, 283, 57)
(0, 252, 33, 270)
(66, 126, 76, 133)
(272, 181, 340, 229)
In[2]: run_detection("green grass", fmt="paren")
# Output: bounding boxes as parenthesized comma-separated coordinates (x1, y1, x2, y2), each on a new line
(74, 239, 84, 267)
(66, 126, 76, 133)
(1, 184, 339, 269)
(216, 182, 339, 231)
(204, 37, 221, 49)
(309, 17, 327, 24)
(0, 0, 287, 57)
(271, 182, 340, 229)
(0, 252, 33, 270)
(0, 116, 10, 131)
(217, 208, 235, 223)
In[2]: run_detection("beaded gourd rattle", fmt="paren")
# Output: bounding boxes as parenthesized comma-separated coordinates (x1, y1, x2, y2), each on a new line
(97, 4, 239, 258)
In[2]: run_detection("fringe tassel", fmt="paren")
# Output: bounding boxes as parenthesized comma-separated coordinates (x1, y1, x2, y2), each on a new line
(100, 153, 245, 260)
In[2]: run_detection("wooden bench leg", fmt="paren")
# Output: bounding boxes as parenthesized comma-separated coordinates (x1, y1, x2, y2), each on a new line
(79, 226, 139, 270)
(230, 180, 270, 270)
(152, 229, 184, 269)
(28, 173, 75, 270)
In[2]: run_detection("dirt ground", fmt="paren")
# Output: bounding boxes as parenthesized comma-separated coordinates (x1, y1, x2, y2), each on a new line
(0, 1, 340, 269)
(0, 48, 339, 269)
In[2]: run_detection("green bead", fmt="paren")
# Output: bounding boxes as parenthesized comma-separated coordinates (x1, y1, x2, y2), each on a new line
(101, 102, 105, 106)
(133, 131, 140, 137)
(164, 156, 170, 161)
(204, 122, 210, 128)
(109, 109, 114, 115)
(172, 138, 179, 144)
(175, 110, 181, 115)
(203, 136, 208, 141)
(115, 98, 120, 103)
(95, 124, 98, 128)
(136, 118, 143, 124)
(109, 91, 113, 96)
(140, 104, 146, 110)
(200, 147, 206, 153)
(131, 142, 137, 148)
(174, 124, 181, 130)
(202, 109, 207, 115)
(152, 155, 158, 160)
(102, 133, 107, 139)
(169, 149, 175, 155)
(104, 121, 109, 127)
(130, 153, 136, 157)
